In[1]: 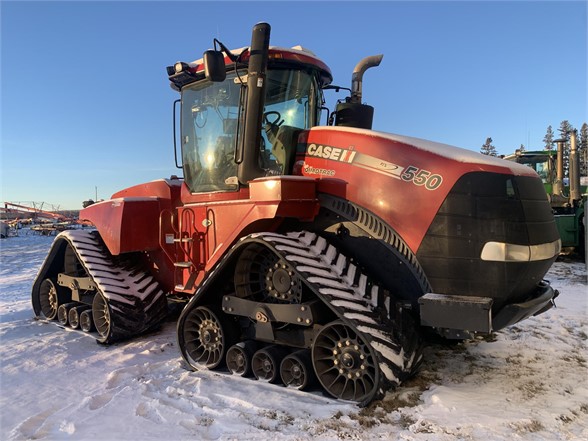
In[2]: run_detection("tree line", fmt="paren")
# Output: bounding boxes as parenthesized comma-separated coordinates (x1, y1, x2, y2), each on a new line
(480, 121, 588, 176)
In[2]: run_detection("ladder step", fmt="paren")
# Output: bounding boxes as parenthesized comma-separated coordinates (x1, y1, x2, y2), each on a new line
(174, 261, 193, 268)
(174, 237, 193, 243)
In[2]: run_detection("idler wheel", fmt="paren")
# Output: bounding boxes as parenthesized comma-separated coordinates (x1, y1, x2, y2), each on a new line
(312, 320, 380, 404)
(38, 279, 61, 320)
(181, 306, 235, 369)
(92, 293, 111, 340)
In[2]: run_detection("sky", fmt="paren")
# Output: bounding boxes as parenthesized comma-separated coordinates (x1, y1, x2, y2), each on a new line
(1, 0, 587, 210)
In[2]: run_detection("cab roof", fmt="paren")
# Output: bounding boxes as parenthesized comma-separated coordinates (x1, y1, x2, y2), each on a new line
(169, 46, 333, 91)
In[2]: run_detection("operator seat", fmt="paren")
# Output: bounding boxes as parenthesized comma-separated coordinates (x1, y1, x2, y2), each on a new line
(270, 125, 301, 175)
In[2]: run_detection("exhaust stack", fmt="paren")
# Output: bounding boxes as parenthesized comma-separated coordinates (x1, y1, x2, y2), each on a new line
(237, 22, 271, 185)
(334, 54, 383, 130)
(350, 54, 384, 104)
(569, 130, 581, 204)
(553, 138, 565, 198)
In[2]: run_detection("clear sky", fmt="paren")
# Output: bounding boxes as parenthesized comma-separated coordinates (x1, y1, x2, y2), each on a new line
(1, 0, 586, 210)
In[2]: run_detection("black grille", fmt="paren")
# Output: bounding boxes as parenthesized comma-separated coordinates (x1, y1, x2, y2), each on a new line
(416, 172, 559, 308)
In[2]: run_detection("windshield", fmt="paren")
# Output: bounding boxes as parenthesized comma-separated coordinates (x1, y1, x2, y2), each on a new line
(181, 69, 319, 193)
(518, 156, 551, 183)
(181, 72, 241, 193)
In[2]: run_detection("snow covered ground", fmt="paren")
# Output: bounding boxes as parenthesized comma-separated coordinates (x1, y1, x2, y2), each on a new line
(0, 230, 586, 440)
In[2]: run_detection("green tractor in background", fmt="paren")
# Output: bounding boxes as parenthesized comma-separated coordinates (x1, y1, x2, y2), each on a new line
(504, 131, 586, 260)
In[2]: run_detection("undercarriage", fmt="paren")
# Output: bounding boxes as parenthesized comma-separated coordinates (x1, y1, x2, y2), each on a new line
(177, 231, 422, 405)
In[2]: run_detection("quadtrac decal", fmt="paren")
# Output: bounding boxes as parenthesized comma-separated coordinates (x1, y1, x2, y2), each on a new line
(303, 143, 443, 190)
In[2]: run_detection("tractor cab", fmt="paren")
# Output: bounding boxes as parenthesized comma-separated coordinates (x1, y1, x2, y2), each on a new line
(503, 150, 555, 190)
(168, 35, 332, 195)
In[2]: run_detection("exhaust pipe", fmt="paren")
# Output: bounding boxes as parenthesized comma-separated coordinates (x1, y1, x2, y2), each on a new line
(553, 138, 565, 198)
(334, 54, 383, 130)
(237, 22, 271, 185)
(350, 54, 383, 104)
(569, 130, 581, 204)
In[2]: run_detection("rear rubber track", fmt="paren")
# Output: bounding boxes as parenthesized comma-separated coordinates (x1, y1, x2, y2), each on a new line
(32, 229, 168, 344)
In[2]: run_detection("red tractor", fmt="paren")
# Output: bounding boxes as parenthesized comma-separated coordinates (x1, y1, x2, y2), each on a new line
(32, 23, 560, 405)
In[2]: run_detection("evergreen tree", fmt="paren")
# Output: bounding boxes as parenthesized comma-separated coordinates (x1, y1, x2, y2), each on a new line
(543, 125, 554, 151)
(480, 137, 498, 156)
(580, 122, 588, 176)
(558, 120, 573, 141)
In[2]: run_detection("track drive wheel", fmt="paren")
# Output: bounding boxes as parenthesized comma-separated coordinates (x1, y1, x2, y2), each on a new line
(280, 349, 316, 390)
(312, 321, 380, 404)
(234, 244, 303, 304)
(180, 306, 235, 369)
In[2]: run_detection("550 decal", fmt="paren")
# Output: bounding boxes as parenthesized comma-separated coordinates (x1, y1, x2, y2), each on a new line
(303, 142, 443, 190)
(401, 165, 443, 190)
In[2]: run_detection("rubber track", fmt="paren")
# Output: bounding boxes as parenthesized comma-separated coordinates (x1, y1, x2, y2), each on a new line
(251, 231, 422, 390)
(37, 230, 168, 344)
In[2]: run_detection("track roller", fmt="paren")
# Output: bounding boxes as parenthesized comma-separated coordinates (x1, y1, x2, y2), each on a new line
(252, 345, 289, 383)
(226, 341, 257, 376)
(79, 309, 95, 332)
(280, 349, 316, 390)
(68, 305, 91, 329)
(57, 302, 80, 326)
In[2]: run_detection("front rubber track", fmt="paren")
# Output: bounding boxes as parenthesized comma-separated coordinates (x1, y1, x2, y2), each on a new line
(177, 231, 423, 406)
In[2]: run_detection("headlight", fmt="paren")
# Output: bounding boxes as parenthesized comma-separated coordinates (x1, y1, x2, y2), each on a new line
(481, 239, 561, 262)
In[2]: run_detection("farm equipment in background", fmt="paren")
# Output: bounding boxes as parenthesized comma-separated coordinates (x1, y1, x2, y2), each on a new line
(31, 23, 561, 405)
(504, 131, 586, 258)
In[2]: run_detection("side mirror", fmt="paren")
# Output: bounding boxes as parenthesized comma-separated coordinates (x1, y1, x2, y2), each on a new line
(203, 50, 226, 82)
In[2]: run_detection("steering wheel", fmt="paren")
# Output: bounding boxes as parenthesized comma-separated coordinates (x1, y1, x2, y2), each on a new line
(263, 111, 283, 127)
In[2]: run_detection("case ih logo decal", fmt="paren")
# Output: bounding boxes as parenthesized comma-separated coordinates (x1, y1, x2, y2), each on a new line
(306, 144, 357, 163)
(303, 143, 443, 190)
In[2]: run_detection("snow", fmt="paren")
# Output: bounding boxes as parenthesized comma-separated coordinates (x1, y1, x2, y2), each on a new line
(1, 231, 587, 440)
(312, 126, 536, 176)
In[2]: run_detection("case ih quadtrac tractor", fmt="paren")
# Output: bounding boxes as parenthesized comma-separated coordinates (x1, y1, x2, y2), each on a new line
(32, 23, 561, 405)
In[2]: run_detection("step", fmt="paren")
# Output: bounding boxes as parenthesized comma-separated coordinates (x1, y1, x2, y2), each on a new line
(174, 237, 193, 243)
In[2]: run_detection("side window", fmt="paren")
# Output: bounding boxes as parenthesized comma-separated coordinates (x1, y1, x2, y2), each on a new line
(260, 70, 317, 175)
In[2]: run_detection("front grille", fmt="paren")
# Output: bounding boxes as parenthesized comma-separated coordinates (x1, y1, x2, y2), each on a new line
(416, 172, 559, 308)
